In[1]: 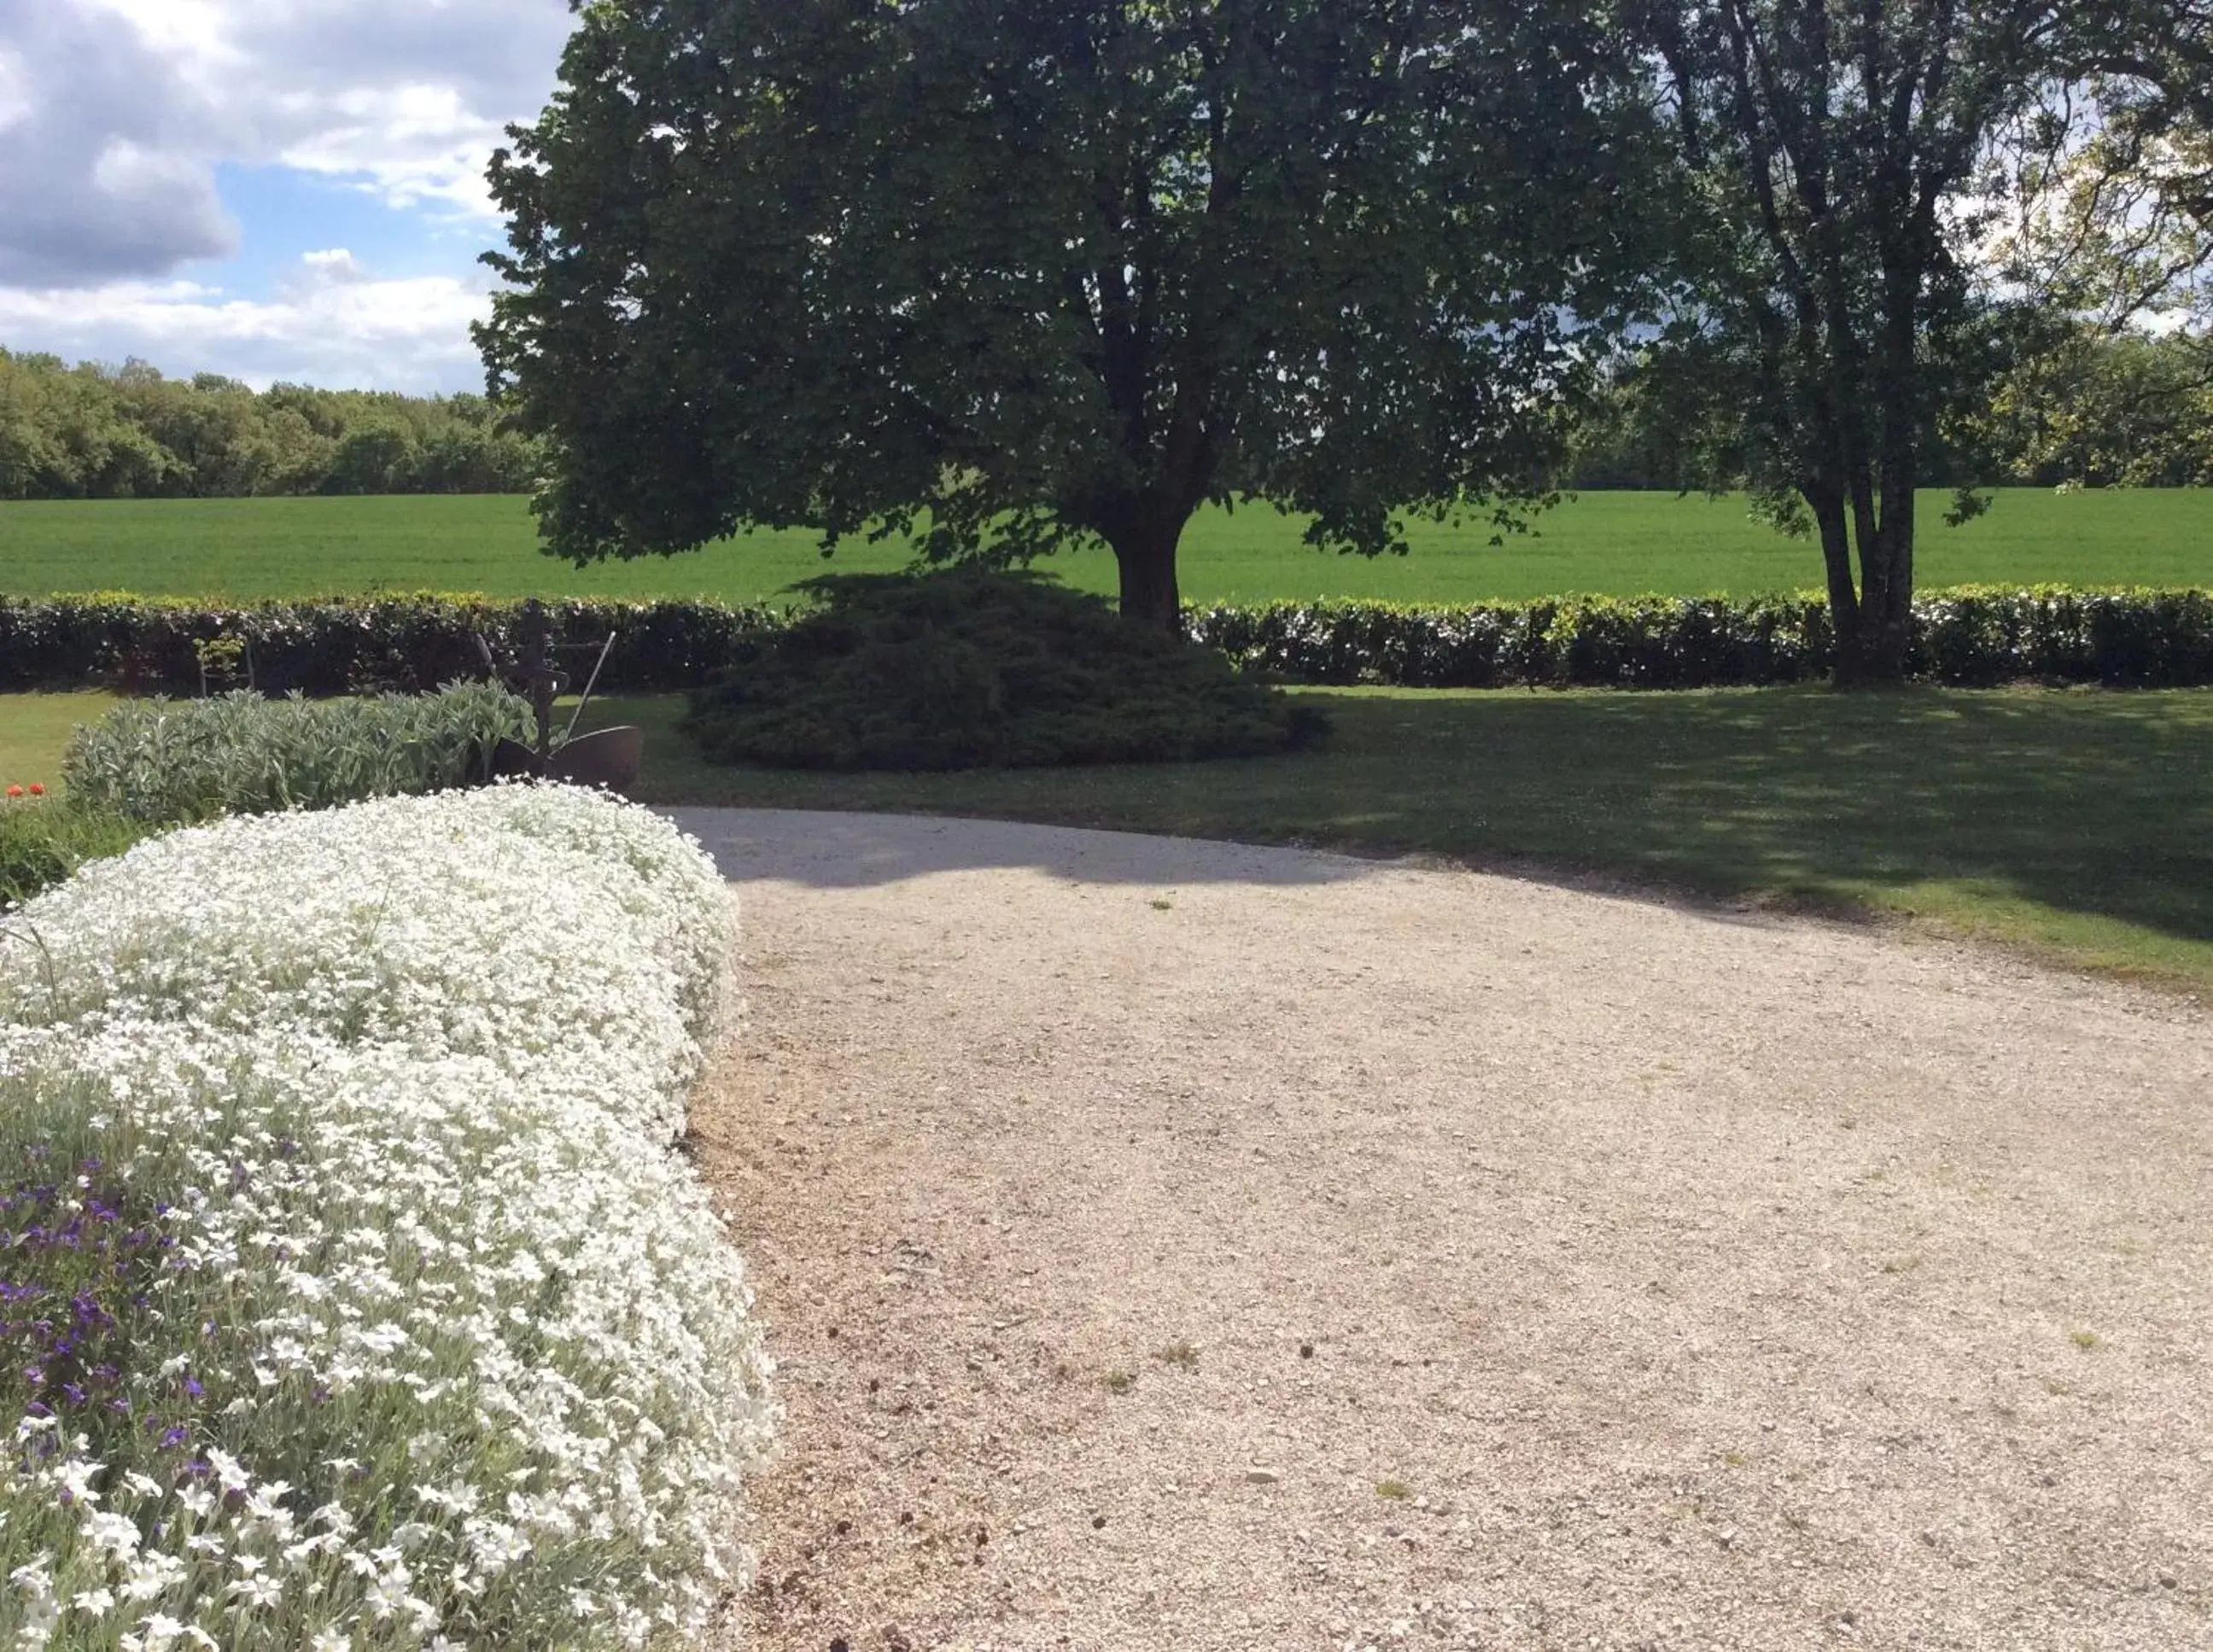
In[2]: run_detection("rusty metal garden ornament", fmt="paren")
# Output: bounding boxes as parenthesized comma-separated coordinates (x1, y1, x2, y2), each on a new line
(479, 598, 645, 792)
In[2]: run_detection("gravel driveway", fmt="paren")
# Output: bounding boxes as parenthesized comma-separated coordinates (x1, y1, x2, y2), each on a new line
(674, 808, 2213, 1652)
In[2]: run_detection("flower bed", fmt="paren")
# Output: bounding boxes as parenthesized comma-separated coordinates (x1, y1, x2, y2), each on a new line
(0, 785, 773, 1649)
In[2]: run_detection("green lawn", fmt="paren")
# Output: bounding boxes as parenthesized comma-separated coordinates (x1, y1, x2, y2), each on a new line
(5, 487, 2210, 604)
(0, 692, 111, 792)
(9, 684, 2209, 993)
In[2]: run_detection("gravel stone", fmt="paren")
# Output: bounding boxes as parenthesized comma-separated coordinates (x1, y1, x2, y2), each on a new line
(678, 808, 2213, 1652)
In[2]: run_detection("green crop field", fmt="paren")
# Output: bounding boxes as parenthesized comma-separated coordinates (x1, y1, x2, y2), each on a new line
(3, 487, 2209, 604)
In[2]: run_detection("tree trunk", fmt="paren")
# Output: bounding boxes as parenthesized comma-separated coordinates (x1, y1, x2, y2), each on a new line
(1111, 517, 1186, 637)
(1863, 481, 1915, 683)
(1805, 480, 1867, 686)
(1809, 461, 1914, 687)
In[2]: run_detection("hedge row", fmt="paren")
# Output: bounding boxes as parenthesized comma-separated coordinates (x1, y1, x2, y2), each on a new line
(1194, 587, 2213, 688)
(0, 594, 785, 696)
(4, 586, 2212, 692)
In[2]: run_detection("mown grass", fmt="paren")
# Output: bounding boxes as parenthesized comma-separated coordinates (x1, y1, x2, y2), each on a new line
(5, 487, 2210, 604)
(0, 692, 113, 792)
(9, 684, 2210, 994)
(0, 692, 132, 907)
(581, 685, 2213, 995)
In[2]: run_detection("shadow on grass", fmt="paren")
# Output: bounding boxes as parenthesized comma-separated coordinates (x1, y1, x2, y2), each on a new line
(581, 685, 2213, 980)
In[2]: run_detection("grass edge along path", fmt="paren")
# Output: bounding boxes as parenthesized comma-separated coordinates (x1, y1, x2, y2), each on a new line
(7, 685, 2210, 997)
(584, 685, 2213, 999)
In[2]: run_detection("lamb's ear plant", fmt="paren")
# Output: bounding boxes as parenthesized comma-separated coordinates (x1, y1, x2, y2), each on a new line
(0, 786, 774, 1649)
(61, 683, 535, 826)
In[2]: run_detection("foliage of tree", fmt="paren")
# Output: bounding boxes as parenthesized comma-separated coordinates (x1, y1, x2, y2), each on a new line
(0, 349, 543, 501)
(481, 0, 1665, 631)
(1620, 1, 2210, 683)
(1978, 324, 2213, 487)
(1565, 322, 2213, 490)
(1976, 42, 2213, 489)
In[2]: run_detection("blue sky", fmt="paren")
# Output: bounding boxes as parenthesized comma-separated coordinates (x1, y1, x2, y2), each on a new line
(0, 0, 576, 392)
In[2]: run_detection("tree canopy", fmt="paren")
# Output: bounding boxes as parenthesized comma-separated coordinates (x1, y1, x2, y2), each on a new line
(479, 0, 1663, 629)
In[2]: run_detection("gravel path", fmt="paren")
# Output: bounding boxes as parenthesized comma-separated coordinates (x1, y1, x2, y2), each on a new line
(675, 808, 2213, 1652)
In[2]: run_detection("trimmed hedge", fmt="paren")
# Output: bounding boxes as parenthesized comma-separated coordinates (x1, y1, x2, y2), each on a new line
(1194, 587, 2213, 688)
(5, 585, 2213, 692)
(0, 593, 783, 696)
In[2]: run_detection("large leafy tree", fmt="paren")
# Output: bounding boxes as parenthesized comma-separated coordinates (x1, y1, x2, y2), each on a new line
(1624, 1, 2208, 683)
(478, 0, 1658, 630)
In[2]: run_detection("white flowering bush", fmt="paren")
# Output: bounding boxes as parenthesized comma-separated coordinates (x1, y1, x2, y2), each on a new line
(0, 786, 773, 1649)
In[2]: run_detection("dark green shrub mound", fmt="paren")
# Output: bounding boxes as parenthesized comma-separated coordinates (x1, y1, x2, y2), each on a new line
(682, 571, 1329, 769)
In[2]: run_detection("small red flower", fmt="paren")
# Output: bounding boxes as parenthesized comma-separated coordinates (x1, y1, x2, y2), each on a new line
(26, 784, 43, 797)
(4, 785, 20, 799)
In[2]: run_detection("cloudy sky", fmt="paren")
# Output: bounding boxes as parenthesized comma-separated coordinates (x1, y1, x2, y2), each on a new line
(0, 0, 576, 392)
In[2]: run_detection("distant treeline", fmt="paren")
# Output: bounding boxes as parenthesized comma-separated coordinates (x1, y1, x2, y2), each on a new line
(8, 325, 2204, 504)
(0, 348, 543, 500)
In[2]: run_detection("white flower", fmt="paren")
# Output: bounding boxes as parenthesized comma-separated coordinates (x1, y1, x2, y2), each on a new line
(227, 1573, 283, 1610)
(204, 1450, 248, 1493)
(0, 788, 774, 1642)
(83, 1509, 143, 1562)
(120, 1614, 185, 1652)
(120, 1554, 188, 1602)
(362, 1572, 411, 1621)
(13, 1592, 58, 1651)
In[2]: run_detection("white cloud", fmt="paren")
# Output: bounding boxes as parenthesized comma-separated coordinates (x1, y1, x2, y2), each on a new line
(0, 1, 241, 284)
(0, 0, 572, 286)
(0, 254, 494, 392)
(274, 82, 514, 216)
(0, 44, 32, 131)
(0, 0, 575, 385)
(90, 0, 574, 218)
